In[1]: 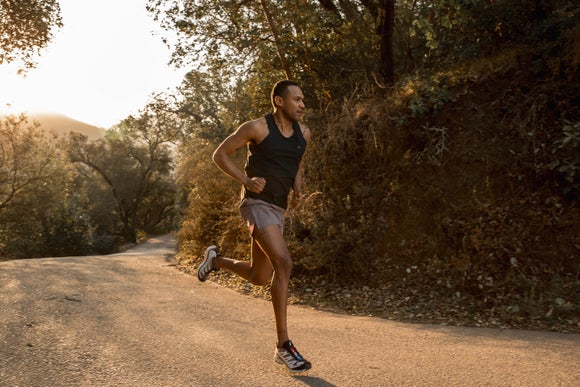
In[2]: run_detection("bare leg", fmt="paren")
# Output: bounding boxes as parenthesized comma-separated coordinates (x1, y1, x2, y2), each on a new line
(213, 238, 274, 286)
(252, 224, 292, 347)
(211, 224, 292, 346)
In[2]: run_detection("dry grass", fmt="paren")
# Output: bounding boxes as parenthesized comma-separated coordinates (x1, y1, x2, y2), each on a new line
(177, 48, 579, 332)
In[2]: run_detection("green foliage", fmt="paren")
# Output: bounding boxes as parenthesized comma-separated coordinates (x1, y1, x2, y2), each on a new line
(148, 0, 379, 105)
(408, 0, 562, 68)
(91, 233, 116, 255)
(0, 220, 45, 258)
(0, 94, 180, 258)
(148, 0, 579, 323)
(66, 103, 178, 243)
(0, 114, 55, 211)
(177, 71, 253, 142)
(549, 121, 580, 195)
(402, 75, 455, 118)
(41, 191, 94, 257)
(0, 114, 93, 258)
(174, 140, 247, 261)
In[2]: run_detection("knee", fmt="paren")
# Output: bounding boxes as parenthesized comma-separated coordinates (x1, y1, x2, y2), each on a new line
(274, 254, 293, 276)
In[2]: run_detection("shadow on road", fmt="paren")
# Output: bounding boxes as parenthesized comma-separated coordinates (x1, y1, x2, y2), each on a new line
(293, 375, 337, 387)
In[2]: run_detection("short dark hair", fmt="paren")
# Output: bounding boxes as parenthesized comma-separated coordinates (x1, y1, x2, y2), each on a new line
(271, 80, 301, 108)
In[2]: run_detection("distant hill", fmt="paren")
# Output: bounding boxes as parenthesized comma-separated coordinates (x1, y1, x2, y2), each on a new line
(28, 113, 106, 141)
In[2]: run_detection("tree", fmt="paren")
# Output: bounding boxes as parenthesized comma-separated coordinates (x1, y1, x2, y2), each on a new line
(259, 0, 291, 79)
(316, 0, 396, 84)
(175, 70, 256, 142)
(378, 0, 395, 85)
(0, 114, 56, 211)
(0, 114, 92, 258)
(66, 104, 177, 243)
(147, 0, 380, 103)
(0, 0, 63, 72)
(405, 0, 558, 69)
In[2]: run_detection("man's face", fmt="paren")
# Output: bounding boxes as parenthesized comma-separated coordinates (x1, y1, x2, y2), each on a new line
(279, 85, 305, 121)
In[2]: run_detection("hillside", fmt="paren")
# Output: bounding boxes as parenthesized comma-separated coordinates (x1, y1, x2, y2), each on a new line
(292, 47, 578, 332)
(295, 47, 579, 332)
(29, 113, 106, 140)
(179, 45, 579, 334)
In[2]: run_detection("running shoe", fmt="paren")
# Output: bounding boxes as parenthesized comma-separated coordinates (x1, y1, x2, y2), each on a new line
(275, 340, 312, 373)
(197, 245, 220, 282)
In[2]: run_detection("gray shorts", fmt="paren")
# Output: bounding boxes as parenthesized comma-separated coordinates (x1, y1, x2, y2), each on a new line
(239, 198, 285, 234)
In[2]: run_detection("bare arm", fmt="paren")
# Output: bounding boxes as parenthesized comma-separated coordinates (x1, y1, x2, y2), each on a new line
(291, 125, 311, 207)
(212, 120, 266, 193)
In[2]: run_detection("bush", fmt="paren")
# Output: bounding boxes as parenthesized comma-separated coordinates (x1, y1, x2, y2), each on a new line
(175, 141, 249, 263)
(91, 233, 116, 255)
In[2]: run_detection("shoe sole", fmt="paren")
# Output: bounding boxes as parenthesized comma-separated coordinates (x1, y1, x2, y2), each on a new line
(197, 245, 218, 282)
(275, 354, 312, 373)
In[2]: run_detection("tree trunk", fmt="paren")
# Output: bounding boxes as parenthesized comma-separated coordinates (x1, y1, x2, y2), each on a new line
(259, 0, 292, 80)
(379, 0, 395, 85)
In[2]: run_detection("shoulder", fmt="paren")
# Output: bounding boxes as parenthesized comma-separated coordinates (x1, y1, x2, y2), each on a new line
(297, 121, 311, 143)
(237, 116, 269, 142)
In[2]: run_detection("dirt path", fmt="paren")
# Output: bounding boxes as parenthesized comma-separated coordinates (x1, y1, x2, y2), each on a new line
(1, 235, 578, 386)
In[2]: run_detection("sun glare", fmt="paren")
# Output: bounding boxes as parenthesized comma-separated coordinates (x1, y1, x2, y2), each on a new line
(0, 0, 184, 128)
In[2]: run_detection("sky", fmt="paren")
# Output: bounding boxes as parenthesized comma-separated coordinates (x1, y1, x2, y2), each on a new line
(0, 0, 186, 129)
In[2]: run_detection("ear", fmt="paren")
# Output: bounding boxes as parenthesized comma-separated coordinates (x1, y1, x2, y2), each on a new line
(274, 95, 284, 107)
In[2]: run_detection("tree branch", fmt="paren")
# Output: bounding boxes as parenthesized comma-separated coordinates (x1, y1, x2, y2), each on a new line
(259, 0, 292, 79)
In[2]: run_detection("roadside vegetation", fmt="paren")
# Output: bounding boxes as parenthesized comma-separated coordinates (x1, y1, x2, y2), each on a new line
(1, 0, 577, 331)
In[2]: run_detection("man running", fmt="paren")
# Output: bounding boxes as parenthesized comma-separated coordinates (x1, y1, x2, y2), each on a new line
(197, 80, 312, 373)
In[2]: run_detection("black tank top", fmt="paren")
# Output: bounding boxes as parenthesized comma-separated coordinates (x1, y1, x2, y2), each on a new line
(243, 113, 307, 209)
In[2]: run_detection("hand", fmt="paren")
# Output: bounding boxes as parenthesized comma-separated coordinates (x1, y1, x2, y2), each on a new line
(290, 190, 303, 208)
(244, 177, 266, 193)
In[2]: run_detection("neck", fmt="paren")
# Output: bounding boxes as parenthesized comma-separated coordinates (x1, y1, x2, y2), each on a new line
(272, 111, 293, 134)
(272, 110, 292, 125)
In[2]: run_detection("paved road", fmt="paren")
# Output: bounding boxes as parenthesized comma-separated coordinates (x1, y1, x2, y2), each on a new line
(1, 235, 578, 386)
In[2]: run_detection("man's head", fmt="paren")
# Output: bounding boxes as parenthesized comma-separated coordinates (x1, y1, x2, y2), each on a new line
(271, 80, 305, 121)
(271, 80, 302, 109)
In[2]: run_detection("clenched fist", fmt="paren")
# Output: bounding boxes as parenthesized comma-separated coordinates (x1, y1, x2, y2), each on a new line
(244, 176, 266, 193)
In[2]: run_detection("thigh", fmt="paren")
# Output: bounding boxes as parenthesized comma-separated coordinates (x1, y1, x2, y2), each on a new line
(253, 224, 290, 269)
(250, 237, 274, 275)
